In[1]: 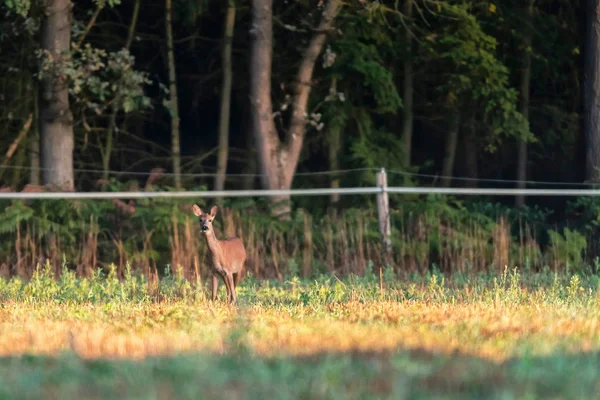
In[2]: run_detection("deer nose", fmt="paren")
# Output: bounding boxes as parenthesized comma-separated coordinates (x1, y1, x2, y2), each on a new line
(201, 225, 209, 232)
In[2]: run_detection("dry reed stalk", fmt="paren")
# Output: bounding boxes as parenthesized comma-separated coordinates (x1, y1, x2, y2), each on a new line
(0, 263, 9, 279)
(139, 229, 155, 277)
(416, 216, 427, 272)
(325, 214, 334, 273)
(222, 208, 236, 238)
(519, 217, 524, 268)
(246, 222, 258, 277)
(264, 229, 274, 279)
(366, 239, 373, 272)
(90, 219, 98, 276)
(526, 222, 540, 268)
(340, 215, 350, 275)
(182, 217, 196, 280)
(398, 218, 406, 272)
(468, 232, 480, 273)
(480, 225, 489, 270)
(255, 229, 265, 278)
(53, 234, 61, 276)
(193, 254, 201, 286)
(15, 224, 22, 278)
(447, 222, 455, 272)
(170, 214, 181, 276)
(356, 214, 366, 276)
(113, 239, 126, 276)
(439, 222, 449, 272)
(78, 215, 98, 277)
(148, 265, 159, 298)
(26, 224, 37, 274)
(351, 215, 361, 274)
(272, 231, 283, 280)
(302, 213, 312, 278)
(399, 233, 408, 272)
(452, 223, 463, 274)
(493, 217, 510, 272)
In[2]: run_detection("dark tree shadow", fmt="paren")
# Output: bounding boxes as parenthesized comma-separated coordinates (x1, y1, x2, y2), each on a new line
(0, 345, 599, 399)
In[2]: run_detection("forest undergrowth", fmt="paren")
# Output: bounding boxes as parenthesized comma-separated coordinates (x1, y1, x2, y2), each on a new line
(0, 181, 599, 282)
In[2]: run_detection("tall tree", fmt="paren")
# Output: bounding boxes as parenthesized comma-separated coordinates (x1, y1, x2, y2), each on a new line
(249, 0, 341, 218)
(325, 77, 345, 206)
(30, 80, 40, 186)
(166, 0, 182, 189)
(102, 0, 141, 182)
(215, 1, 236, 192)
(462, 119, 478, 188)
(515, 0, 535, 207)
(39, 0, 75, 190)
(441, 112, 460, 187)
(585, 0, 600, 182)
(401, 0, 414, 168)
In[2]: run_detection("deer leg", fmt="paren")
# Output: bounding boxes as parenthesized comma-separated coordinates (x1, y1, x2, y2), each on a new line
(234, 262, 245, 288)
(211, 273, 219, 301)
(225, 272, 236, 304)
(219, 271, 231, 301)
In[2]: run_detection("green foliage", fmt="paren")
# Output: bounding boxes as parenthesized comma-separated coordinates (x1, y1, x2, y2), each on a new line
(349, 108, 406, 172)
(3, 0, 31, 17)
(329, 7, 402, 114)
(419, 2, 532, 145)
(37, 44, 151, 116)
(173, 0, 208, 25)
(0, 201, 33, 233)
(547, 228, 587, 272)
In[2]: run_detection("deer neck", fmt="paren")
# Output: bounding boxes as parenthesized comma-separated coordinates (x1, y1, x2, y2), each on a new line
(203, 229, 222, 257)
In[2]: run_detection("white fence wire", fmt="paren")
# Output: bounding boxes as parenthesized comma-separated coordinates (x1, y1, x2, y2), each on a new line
(2, 168, 597, 251)
(0, 187, 598, 200)
(0, 167, 597, 199)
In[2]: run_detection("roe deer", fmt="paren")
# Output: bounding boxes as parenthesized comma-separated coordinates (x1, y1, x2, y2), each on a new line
(192, 204, 246, 304)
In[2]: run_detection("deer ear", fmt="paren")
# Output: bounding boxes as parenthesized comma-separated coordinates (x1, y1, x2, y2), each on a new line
(192, 204, 203, 217)
(210, 205, 218, 217)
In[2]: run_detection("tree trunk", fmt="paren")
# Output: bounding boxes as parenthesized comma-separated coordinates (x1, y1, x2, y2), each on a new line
(102, 0, 141, 182)
(249, 0, 280, 197)
(328, 116, 342, 206)
(30, 130, 40, 186)
(241, 95, 256, 190)
(39, 0, 74, 191)
(12, 146, 25, 188)
(441, 113, 460, 188)
(249, 0, 340, 218)
(242, 136, 257, 190)
(463, 121, 478, 188)
(516, 0, 534, 207)
(401, 0, 414, 168)
(166, 0, 182, 189)
(215, 2, 236, 192)
(327, 78, 343, 206)
(30, 79, 40, 186)
(585, 0, 600, 182)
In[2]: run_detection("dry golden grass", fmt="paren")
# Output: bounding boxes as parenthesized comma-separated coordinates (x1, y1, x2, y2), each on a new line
(1, 297, 599, 363)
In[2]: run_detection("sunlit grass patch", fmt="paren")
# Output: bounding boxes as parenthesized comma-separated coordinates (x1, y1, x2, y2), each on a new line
(1, 266, 600, 398)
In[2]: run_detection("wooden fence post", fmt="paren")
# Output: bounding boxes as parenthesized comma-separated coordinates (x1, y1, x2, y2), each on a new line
(376, 168, 392, 256)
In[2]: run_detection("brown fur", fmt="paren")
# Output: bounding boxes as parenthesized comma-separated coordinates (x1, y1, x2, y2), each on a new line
(192, 204, 246, 304)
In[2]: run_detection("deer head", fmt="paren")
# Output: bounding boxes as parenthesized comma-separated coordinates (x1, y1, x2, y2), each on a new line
(192, 204, 218, 233)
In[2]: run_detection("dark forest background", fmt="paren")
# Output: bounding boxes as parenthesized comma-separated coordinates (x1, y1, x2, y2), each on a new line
(1, 0, 600, 280)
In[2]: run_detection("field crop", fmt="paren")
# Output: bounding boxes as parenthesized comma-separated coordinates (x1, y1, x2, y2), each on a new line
(1, 265, 600, 399)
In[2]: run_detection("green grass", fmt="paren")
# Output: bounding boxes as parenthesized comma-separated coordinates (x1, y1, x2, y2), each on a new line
(1, 264, 600, 399)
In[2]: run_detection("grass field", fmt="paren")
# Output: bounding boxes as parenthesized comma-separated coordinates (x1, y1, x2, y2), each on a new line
(1, 265, 600, 399)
